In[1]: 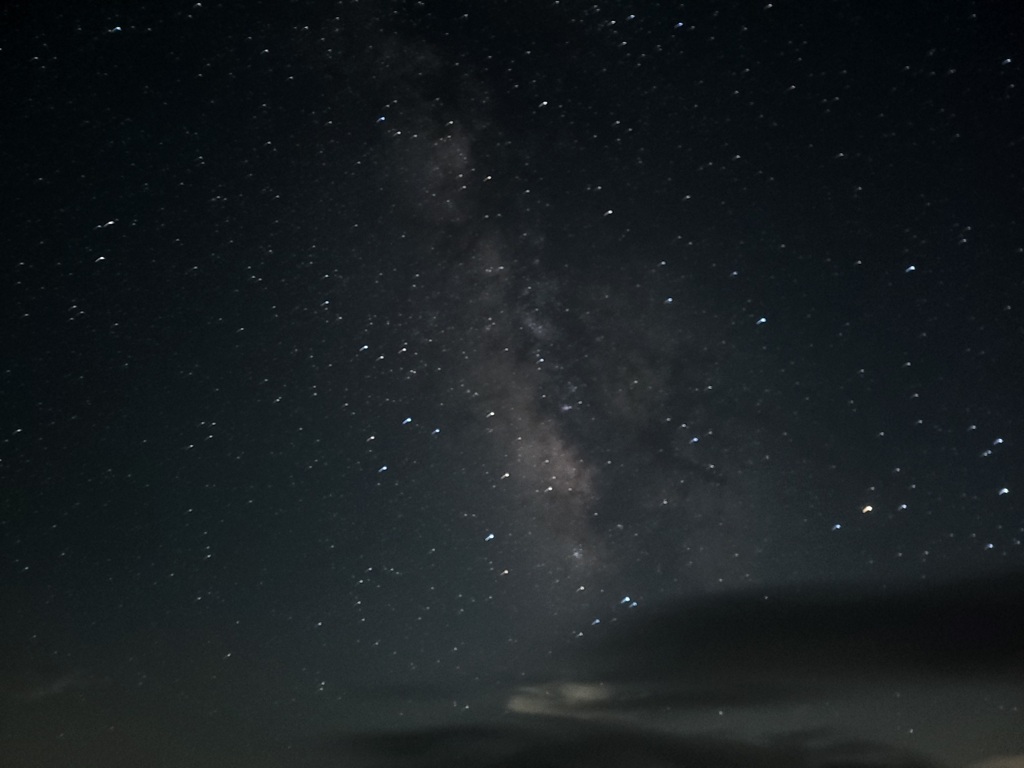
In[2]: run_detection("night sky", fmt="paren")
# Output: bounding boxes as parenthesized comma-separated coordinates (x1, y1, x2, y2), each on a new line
(1, 1, 1022, 766)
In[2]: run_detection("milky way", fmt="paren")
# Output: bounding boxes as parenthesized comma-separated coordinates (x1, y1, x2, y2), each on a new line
(351, 37, 787, 639)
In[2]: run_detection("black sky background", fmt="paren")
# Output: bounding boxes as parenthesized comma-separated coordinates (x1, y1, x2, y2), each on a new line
(1, 1, 1022, 766)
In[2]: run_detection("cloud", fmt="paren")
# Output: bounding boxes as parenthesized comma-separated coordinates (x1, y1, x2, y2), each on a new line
(325, 716, 943, 768)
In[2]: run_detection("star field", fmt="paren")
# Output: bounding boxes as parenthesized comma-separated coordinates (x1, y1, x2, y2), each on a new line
(1, 1, 1021, 766)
